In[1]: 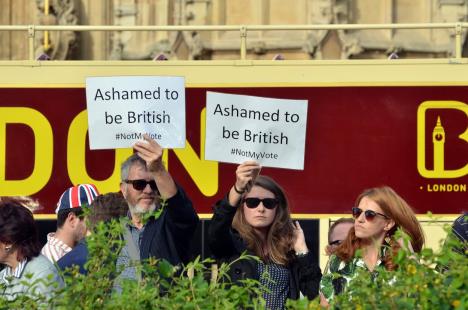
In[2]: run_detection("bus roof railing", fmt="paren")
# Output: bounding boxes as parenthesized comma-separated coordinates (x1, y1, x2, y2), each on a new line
(0, 23, 467, 61)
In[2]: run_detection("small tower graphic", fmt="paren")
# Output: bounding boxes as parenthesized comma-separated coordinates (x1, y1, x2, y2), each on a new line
(432, 116, 445, 173)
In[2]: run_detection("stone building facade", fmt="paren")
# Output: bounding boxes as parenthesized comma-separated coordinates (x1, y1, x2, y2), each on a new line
(1, 0, 467, 60)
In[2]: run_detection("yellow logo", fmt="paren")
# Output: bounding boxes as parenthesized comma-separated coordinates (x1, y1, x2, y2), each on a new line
(417, 101, 468, 178)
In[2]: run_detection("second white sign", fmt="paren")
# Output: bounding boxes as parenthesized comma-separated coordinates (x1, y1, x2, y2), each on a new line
(205, 92, 308, 170)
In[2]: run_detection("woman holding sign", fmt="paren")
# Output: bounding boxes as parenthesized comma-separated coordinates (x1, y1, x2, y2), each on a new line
(208, 161, 321, 309)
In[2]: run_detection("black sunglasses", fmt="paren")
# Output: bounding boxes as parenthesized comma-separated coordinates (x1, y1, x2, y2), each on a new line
(329, 240, 342, 246)
(244, 197, 278, 210)
(124, 179, 158, 192)
(352, 207, 389, 221)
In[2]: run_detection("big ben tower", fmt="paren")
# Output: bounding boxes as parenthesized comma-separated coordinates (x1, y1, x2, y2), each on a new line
(432, 116, 445, 173)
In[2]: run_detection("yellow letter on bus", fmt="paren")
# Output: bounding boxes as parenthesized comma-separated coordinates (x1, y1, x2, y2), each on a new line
(172, 108, 218, 196)
(67, 110, 133, 193)
(0, 107, 53, 195)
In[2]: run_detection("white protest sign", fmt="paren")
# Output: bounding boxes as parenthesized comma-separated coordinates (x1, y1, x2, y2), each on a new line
(205, 92, 308, 170)
(86, 76, 185, 150)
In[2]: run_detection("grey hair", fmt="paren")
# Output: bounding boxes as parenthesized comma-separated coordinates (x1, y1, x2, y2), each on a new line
(120, 154, 147, 181)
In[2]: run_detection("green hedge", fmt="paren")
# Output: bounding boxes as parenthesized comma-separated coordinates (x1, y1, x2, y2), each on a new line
(1, 218, 466, 310)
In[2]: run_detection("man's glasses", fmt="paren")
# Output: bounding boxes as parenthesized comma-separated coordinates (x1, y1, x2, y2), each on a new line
(244, 197, 278, 210)
(352, 207, 389, 221)
(124, 179, 158, 192)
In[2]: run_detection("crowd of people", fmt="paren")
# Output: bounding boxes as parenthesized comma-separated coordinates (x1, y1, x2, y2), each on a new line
(0, 134, 466, 309)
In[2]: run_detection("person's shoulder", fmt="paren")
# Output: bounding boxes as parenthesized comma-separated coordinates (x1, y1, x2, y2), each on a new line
(24, 255, 58, 277)
(0, 267, 7, 281)
(453, 213, 467, 227)
(28, 254, 54, 268)
(452, 213, 467, 242)
(59, 241, 88, 262)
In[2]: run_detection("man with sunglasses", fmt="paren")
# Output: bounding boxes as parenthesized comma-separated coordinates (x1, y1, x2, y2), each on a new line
(115, 134, 199, 288)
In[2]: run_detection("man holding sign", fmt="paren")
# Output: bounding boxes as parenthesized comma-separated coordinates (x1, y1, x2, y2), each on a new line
(115, 134, 199, 287)
(85, 76, 195, 287)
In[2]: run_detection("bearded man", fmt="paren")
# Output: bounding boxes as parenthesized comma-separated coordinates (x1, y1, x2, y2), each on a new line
(116, 134, 199, 286)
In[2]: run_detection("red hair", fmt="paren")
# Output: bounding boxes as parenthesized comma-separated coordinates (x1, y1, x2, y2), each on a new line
(334, 186, 424, 270)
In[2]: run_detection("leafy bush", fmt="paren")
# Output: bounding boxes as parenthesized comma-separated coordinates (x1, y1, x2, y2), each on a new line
(1, 218, 266, 310)
(287, 225, 467, 310)
(1, 219, 466, 309)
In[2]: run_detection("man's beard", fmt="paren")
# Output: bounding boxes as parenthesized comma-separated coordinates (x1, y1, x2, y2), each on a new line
(129, 202, 157, 217)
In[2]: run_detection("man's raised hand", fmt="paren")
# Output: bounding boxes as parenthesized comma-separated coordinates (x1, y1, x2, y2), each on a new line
(133, 134, 164, 173)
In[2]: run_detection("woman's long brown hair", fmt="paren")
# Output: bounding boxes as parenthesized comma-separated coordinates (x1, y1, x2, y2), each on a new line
(334, 186, 425, 270)
(232, 175, 296, 265)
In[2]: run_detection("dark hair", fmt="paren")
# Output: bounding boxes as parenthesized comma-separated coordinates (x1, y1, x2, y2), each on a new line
(57, 208, 84, 229)
(0, 200, 41, 261)
(232, 175, 295, 265)
(328, 218, 354, 244)
(86, 192, 129, 231)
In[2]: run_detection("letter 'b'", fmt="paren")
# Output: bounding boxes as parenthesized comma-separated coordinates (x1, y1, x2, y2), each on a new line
(417, 101, 468, 178)
(0, 108, 53, 195)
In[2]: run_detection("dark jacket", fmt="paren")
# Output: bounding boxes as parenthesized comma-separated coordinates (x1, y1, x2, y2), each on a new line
(207, 197, 322, 300)
(58, 239, 88, 274)
(59, 186, 199, 275)
(140, 185, 199, 265)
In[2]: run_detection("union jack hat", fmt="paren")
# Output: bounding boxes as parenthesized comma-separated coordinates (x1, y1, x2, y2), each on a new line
(55, 184, 100, 214)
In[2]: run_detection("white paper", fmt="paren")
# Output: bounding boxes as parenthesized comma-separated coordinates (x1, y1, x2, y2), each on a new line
(86, 76, 186, 149)
(205, 92, 308, 170)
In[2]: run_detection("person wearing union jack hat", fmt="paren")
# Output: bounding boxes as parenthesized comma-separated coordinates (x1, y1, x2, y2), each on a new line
(57, 192, 129, 275)
(40, 184, 99, 263)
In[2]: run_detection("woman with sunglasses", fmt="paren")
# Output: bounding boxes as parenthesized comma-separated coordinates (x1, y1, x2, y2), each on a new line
(319, 186, 424, 306)
(208, 161, 322, 309)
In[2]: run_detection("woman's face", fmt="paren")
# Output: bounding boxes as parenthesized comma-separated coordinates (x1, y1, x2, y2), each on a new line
(0, 241, 12, 264)
(353, 196, 392, 241)
(243, 185, 277, 230)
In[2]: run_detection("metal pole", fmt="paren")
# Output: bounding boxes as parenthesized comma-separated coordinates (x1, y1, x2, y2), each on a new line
(44, 0, 50, 51)
(28, 25, 35, 60)
(240, 26, 247, 60)
(455, 23, 462, 59)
